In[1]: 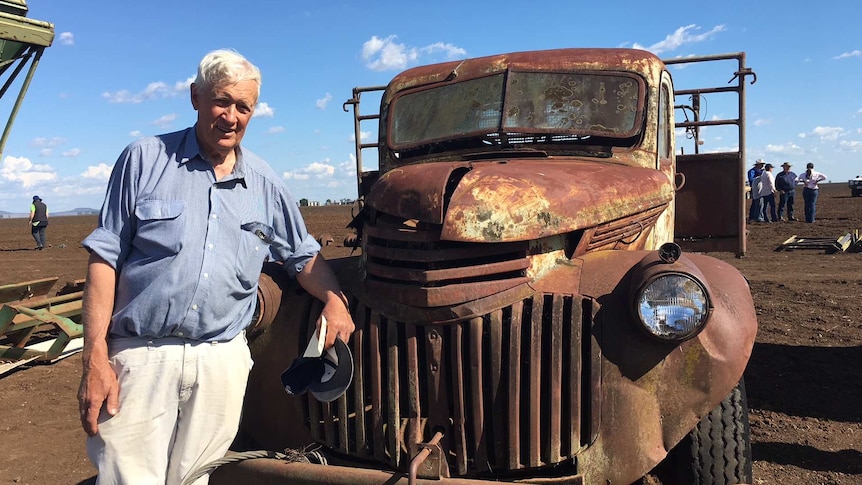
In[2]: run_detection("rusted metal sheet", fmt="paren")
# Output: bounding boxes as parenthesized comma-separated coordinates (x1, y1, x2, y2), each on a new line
(365, 162, 470, 224)
(443, 161, 673, 243)
(384, 48, 663, 108)
(365, 160, 672, 244)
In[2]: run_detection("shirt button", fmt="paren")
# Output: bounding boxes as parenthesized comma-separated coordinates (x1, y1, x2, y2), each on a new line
(208, 244, 214, 250)
(177, 331, 184, 337)
(203, 273, 209, 278)
(192, 304, 198, 310)
(254, 246, 259, 251)
(211, 214, 218, 219)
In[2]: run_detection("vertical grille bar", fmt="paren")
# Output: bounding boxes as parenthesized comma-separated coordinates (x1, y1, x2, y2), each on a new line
(507, 300, 523, 469)
(528, 296, 543, 467)
(323, 401, 336, 448)
(368, 312, 386, 462)
(405, 324, 421, 459)
(450, 323, 468, 475)
(488, 308, 506, 469)
(548, 294, 565, 462)
(352, 303, 368, 453)
(386, 318, 401, 467)
(568, 300, 583, 450)
(468, 316, 486, 467)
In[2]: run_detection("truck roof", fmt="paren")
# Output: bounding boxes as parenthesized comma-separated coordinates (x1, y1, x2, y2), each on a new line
(385, 48, 664, 101)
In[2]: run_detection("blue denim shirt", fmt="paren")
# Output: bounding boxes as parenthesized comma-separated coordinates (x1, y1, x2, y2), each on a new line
(83, 127, 321, 341)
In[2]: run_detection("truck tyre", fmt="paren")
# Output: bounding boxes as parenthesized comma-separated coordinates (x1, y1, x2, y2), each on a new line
(651, 379, 753, 485)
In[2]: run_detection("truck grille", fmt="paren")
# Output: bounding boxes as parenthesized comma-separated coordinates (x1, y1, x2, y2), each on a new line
(303, 292, 598, 477)
(362, 214, 531, 307)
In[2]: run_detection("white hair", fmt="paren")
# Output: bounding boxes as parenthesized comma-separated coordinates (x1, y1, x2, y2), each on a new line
(194, 49, 261, 97)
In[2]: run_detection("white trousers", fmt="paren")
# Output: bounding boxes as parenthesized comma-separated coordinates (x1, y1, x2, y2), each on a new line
(87, 333, 253, 485)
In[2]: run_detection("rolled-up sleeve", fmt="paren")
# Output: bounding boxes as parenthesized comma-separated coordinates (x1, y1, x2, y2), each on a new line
(82, 146, 138, 270)
(269, 186, 321, 276)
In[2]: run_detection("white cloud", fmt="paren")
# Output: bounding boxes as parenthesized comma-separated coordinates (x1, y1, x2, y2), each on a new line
(103, 79, 188, 104)
(753, 118, 771, 127)
(340, 157, 356, 178)
(765, 143, 805, 155)
(62, 148, 81, 157)
(283, 160, 336, 181)
(834, 50, 862, 60)
(152, 113, 177, 129)
(59, 32, 74, 45)
(82, 163, 112, 180)
(0, 155, 57, 188)
(838, 140, 862, 151)
(316, 93, 333, 110)
(129, 130, 142, 137)
(809, 126, 845, 141)
(175, 75, 194, 92)
(266, 126, 285, 134)
(30, 137, 66, 148)
(350, 130, 373, 142)
(253, 102, 274, 118)
(421, 42, 467, 59)
(632, 24, 726, 55)
(361, 35, 466, 72)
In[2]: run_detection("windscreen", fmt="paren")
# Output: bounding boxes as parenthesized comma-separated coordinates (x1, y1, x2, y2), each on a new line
(389, 71, 642, 149)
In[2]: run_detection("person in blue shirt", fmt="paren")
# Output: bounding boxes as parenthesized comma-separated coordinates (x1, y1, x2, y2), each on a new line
(77, 49, 355, 485)
(747, 159, 765, 222)
(774, 162, 798, 221)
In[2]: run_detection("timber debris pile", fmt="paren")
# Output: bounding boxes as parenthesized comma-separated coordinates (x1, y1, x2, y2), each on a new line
(775, 229, 862, 253)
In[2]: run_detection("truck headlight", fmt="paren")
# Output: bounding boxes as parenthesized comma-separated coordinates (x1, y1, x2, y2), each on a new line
(635, 273, 710, 340)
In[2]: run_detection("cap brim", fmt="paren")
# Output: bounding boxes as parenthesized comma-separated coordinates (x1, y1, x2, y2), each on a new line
(309, 338, 353, 402)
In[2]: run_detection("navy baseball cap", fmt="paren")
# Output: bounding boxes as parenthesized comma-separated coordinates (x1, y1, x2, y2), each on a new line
(33, 195, 41, 201)
(281, 317, 353, 403)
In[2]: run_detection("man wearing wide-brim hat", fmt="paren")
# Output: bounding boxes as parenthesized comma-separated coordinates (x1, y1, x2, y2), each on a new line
(747, 159, 766, 222)
(775, 162, 798, 221)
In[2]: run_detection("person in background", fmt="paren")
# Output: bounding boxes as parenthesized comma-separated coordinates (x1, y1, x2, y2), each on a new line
(758, 163, 778, 223)
(77, 49, 355, 485)
(796, 162, 828, 223)
(775, 162, 798, 222)
(747, 159, 765, 223)
(28, 195, 49, 250)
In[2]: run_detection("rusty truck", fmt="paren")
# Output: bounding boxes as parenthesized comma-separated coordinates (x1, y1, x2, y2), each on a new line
(212, 48, 759, 485)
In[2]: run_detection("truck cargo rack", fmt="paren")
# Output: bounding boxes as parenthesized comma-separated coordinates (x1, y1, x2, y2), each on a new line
(0, 277, 84, 376)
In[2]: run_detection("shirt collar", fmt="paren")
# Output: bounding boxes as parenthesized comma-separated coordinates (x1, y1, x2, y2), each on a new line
(178, 125, 247, 185)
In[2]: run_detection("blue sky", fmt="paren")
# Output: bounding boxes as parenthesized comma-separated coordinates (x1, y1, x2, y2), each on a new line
(0, 0, 859, 213)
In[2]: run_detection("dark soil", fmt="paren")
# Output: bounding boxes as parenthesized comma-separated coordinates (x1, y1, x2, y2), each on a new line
(0, 188, 860, 485)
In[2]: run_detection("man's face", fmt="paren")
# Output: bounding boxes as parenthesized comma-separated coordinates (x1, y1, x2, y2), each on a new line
(783, 166, 791, 172)
(191, 79, 258, 160)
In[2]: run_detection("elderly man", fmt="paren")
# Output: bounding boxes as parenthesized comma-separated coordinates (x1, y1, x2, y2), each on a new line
(77, 49, 355, 484)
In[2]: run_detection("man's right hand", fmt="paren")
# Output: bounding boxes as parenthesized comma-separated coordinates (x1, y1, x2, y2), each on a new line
(77, 359, 119, 436)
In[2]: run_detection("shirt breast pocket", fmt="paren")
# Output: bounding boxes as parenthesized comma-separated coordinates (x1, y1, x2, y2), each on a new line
(237, 222, 273, 289)
(134, 199, 185, 258)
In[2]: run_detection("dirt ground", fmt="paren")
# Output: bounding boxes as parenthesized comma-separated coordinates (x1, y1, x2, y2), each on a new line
(0, 188, 860, 485)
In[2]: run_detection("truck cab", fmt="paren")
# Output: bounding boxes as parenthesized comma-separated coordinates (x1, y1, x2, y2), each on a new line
(225, 48, 758, 485)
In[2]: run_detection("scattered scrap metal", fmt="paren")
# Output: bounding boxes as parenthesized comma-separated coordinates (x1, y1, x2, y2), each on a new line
(775, 229, 862, 253)
(0, 277, 85, 376)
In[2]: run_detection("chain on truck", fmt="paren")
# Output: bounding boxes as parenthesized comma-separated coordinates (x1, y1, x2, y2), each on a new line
(207, 48, 759, 485)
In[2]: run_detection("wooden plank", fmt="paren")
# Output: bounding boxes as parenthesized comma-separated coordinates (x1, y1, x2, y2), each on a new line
(0, 277, 58, 304)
